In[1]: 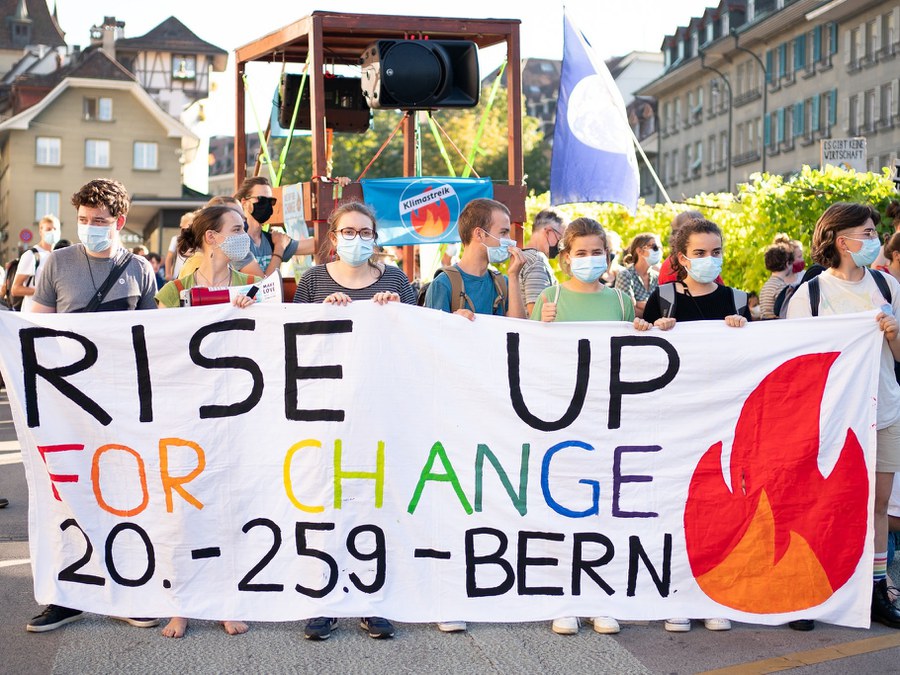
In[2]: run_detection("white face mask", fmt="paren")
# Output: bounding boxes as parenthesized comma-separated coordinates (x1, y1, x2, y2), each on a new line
(43, 229, 60, 247)
(216, 232, 251, 262)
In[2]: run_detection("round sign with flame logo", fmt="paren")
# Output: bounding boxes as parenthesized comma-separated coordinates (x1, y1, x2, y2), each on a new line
(397, 179, 459, 242)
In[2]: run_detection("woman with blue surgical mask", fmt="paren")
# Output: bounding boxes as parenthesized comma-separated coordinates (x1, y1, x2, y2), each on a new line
(786, 202, 900, 631)
(530, 216, 632, 637)
(293, 202, 416, 308)
(532, 217, 634, 324)
(615, 233, 662, 319)
(156, 206, 259, 310)
(637, 218, 751, 332)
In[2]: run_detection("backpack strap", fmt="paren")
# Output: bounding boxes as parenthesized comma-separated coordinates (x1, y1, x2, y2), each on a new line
(489, 270, 508, 314)
(731, 288, 748, 316)
(658, 282, 677, 318)
(440, 266, 473, 313)
(808, 277, 820, 317)
(868, 267, 892, 304)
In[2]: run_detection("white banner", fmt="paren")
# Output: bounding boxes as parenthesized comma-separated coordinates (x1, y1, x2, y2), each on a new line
(0, 304, 882, 626)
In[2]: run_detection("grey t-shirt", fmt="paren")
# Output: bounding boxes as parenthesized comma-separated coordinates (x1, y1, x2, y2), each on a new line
(34, 244, 157, 312)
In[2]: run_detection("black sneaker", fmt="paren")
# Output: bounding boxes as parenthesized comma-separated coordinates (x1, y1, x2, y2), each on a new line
(360, 616, 395, 639)
(788, 620, 815, 631)
(0, 497, 8, 508)
(26, 605, 83, 633)
(304, 616, 338, 640)
(872, 579, 900, 628)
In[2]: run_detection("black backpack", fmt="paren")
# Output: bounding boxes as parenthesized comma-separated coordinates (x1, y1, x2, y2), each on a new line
(3, 258, 22, 311)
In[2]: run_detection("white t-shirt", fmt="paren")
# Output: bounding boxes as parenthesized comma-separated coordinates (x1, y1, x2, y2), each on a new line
(787, 269, 900, 429)
(168, 234, 187, 278)
(16, 247, 48, 313)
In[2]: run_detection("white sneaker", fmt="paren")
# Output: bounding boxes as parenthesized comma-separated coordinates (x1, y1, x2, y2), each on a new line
(437, 621, 467, 632)
(551, 617, 579, 634)
(703, 618, 731, 631)
(664, 618, 691, 632)
(591, 616, 620, 634)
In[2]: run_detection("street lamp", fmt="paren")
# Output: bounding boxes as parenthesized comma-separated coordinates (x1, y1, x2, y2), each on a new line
(731, 29, 767, 174)
(699, 50, 732, 192)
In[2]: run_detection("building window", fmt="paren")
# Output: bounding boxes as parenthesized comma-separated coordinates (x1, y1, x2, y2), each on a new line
(84, 97, 113, 121)
(85, 139, 110, 168)
(133, 142, 158, 170)
(883, 13, 896, 53)
(864, 89, 877, 131)
(848, 94, 859, 135)
(851, 27, 862, 64)
(865, 20, 878, 61)
(882, 84, 894, 125)
(35, 137, 61, 166)
(172, 55, 197, 80)
(719, 131, 727, 168)
(693, 140, 703, 175)
(35, 191, 60, 221)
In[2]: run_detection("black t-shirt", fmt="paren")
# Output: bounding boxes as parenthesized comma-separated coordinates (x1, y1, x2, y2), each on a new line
(643, 282, 753, 323)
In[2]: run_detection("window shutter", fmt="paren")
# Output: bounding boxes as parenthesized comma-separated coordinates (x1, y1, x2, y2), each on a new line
(811, 94, 821, 132)
(829, 89, 837, 127)
(813, 25, 822, 62)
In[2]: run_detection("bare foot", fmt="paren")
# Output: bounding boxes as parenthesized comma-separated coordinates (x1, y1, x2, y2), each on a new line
(162, 617, 188, 638)
(223, 620, 248, 635)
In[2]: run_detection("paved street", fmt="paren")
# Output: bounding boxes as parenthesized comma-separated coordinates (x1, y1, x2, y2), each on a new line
(2, 388, 900, 674)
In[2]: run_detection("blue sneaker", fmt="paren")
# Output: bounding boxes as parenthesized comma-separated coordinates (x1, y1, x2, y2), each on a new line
(360, 616, 394, 639)
(304, 617, 338, 640)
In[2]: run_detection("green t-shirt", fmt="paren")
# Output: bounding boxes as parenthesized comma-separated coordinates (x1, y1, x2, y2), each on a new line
(530, 284, 635, 322)
(156, 269, 258, 308)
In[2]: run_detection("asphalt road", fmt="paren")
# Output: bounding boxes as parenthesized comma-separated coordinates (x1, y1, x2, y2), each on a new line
(2, 388, 900, 674)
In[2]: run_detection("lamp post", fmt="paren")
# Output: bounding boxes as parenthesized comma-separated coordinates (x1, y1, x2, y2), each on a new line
(700, 50, 732, 192)
(731, 29, 767, 174)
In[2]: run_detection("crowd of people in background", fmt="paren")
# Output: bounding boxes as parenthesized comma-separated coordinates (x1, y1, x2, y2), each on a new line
(2, 176, 900, 640)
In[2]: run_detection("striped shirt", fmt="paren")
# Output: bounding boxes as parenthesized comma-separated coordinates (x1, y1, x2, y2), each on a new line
(758, 275, 788, 320)
(519, 248, 556, 306)
(293, 263, 417, 304)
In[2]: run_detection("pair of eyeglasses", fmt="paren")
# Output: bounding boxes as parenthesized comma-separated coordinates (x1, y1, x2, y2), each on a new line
(253, 196, 278, 207)
(338, 228, 375, 241)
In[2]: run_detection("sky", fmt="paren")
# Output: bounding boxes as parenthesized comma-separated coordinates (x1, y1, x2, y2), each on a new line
(53, 0, 714, 62)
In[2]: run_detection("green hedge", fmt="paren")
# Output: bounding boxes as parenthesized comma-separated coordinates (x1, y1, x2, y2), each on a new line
(524, 166, 897, 293)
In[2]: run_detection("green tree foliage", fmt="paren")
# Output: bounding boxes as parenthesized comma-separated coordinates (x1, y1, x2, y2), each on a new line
(526, 166, 898, 293)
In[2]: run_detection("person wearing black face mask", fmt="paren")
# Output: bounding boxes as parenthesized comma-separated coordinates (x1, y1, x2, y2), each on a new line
(234, 176, 318, 277)
(519, 207, 566, 316)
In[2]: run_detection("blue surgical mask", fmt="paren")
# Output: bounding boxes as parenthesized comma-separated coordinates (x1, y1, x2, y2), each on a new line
(646, 248, 662, 266)
(482, 230, 514, 264)
(336, 236, 374, 267)
(845, 237, 881, 268)
(684, 255, 723, 283)
(43, 229, 61, 247)
(569, 255, 608, 283)
(77, 224, 113, 253)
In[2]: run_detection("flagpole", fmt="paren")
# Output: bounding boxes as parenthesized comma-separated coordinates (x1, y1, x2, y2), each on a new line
(627, 123, 672, 206)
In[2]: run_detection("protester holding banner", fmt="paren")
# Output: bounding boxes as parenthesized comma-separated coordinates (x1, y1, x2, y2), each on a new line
(786, 202, 900, 629)
(531, 217, 635, 326)
(614, 232, 661, 319)
(180, 196, 247, 279)
(529, 216, 631, 636)
(519, 208, 565, 315)
(156, 206, 260, 311)
(27, 178, 159, 632)
(657, 210, 703, 285)
(638, 219, 751, 331)
(293, 201, 415, 308)
(423, 198, 526, 321)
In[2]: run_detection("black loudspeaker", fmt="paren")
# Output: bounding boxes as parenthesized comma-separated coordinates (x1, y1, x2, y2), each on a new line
(360, 40, 480, 109)
(279, 74, 371, 133)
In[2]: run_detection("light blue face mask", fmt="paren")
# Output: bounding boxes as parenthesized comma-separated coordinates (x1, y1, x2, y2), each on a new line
(482, 230, 514, 264)
(569, 255, 608, 283)
(845, 236, 881, 268)
(683, 254, 723, 283)
(77, 223, 113, 253)
(336, 236, 374, 267)
(646, 248, 662, 266)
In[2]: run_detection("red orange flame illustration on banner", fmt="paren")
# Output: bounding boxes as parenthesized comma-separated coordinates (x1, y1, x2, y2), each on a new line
(684, 353, 868, 613)
(409, 188, 451, 238)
